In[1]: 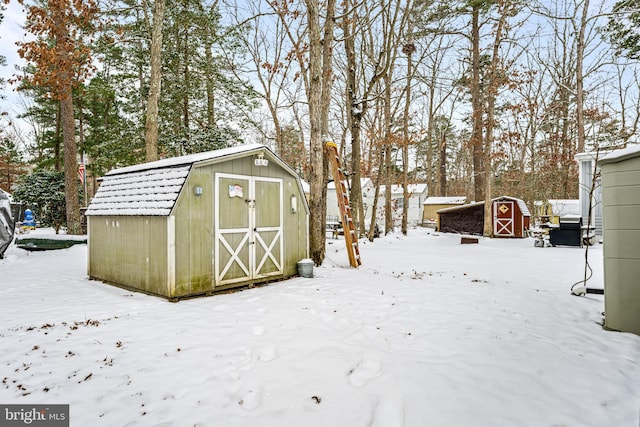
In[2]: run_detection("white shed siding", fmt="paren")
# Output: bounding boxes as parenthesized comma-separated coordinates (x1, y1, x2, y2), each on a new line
(576, 151, 606, 236)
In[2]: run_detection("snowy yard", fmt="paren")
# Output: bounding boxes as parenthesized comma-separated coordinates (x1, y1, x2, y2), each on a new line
(1, 228, 639, 426)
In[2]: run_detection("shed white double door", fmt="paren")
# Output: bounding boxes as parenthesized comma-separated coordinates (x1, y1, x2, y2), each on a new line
(214, 173, 283, 286)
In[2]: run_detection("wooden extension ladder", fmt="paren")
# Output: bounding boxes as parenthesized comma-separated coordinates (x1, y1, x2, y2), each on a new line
(325, 141, 362, 268)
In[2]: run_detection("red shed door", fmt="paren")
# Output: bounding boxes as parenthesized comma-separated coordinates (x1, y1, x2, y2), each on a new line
(494, 200, 515, 236)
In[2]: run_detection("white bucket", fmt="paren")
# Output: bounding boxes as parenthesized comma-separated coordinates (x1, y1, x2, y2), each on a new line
(297, 259, 314, 278)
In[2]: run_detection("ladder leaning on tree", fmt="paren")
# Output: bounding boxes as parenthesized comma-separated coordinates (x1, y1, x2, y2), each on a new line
(324, 141, 362, 268)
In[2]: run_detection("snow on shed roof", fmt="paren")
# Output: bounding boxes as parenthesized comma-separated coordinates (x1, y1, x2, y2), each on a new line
(494, 196, 531, 217)
(516, 200, 531, 217)
(598, 143, 640, 165)
(85, 166, 191, 216)
(379, 183, 427, 195)
(437, 201, 484, 214)
(105, 143, 267, 176)
(435, 196, 531, 216)
(534, 199, 579, 216)
(424, 196, 466, 205)
(86, 144, 280, 217)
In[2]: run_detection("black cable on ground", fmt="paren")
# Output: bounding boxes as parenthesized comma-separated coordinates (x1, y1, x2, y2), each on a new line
(570, 248, 604, 295)
(570, 258, 593, 295)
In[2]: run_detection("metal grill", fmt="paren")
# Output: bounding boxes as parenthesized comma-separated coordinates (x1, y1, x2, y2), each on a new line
(549, 216, 583, 247)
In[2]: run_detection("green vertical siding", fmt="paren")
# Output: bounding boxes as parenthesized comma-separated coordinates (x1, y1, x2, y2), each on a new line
(88, 216, 169, 296)
(89, 150, 309, 299)
(174, 167, 213, 296)
(284, 178, 308, 275)
(255, 179, 281, 227)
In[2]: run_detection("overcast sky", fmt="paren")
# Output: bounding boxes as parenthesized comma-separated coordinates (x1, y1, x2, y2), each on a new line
(1, 2, 24, 78)
(0, 1, 26, 112)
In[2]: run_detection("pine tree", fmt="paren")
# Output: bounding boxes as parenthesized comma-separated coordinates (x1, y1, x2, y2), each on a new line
(0, 137, 27, 191)
(16, 0, 100, 234)
(12, 169, 66, 233)
(607, 0, 640, 60)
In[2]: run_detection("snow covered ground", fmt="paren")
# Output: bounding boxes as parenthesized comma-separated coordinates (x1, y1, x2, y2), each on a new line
(1, 228, 639, 426)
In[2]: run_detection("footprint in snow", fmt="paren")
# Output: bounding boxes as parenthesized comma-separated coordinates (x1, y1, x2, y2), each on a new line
(257, 346, 277, 362)
(371, 394, 404, 427)
(237, 386, 263, 410)
(348, 356, 382, 387)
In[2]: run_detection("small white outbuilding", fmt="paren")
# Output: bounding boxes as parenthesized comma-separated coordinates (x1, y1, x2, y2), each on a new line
(378, 183, 428, 226)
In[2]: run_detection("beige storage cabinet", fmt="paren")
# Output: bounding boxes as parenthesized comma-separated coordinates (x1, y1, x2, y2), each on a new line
(599, 145, 640, 335)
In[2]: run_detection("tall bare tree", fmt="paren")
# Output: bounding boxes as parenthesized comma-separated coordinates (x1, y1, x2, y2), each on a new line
(145, 0, 165, 162)
(401, 36, 415, 235)
(482, 0, 516, 236)
(304, 0, 336, 265)
(575, 0, 590, 154)
(340, 0, 401, 237)
(469, 1, 485, 202)
(226, 1, 298, 153)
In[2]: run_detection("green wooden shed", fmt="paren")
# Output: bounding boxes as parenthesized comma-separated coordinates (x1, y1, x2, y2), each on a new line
(85, 144, 310, 300)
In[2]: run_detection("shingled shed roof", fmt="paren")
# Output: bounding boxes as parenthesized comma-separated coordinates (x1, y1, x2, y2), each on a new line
(85, 166, 190, 216)
(86, 144, 275, 217)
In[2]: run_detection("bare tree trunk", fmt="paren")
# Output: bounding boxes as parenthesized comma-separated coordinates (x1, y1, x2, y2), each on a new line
(205, 47, 215, 127)
(470, 4, 484, 202)
(306, 0, 324, 265)
(50, 5, 81, 235)
(61, 92, 81, 235)
(341, 0, 398, 236)
(145, 0, 165, 162)
(561, 90, 571, 197)
(304, 0, 336, 266)
(383, 73, 393, 234)
(368, 143, 384, 241)
(343, 9, 364, 237)
(76, 97, 86, 207)
(483, 102, 494, 237)
(439, 129, 447, 196)
(54, 103, 62, 172)
(482, 1, 511, 237)
(426, 74, 436, 195)
(182, 28, 190, 131)
(204, 8, 215, 128)
(319, 0, 336, 137)
(575, 0, 589, 154)
(401, 41, 415, 235)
